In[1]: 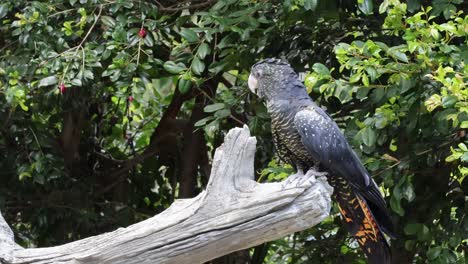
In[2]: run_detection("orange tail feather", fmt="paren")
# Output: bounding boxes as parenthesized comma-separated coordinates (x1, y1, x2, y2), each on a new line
(335, 188, 391, 264)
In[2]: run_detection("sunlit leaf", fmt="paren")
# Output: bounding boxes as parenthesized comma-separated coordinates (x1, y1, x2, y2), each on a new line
(180, 28, 198, 43)
(358, 0, 374, 15)
(197, 43, 211, 59)
(38, 76, 58, 87)
(204, 103, 225, 113)
(191, 57, 205, 75)
(163, 61, 187, 74)
(312, 63, 330, 76)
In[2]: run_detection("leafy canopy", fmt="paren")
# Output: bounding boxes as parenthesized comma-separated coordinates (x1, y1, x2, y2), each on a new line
(0, 0, 467, 263)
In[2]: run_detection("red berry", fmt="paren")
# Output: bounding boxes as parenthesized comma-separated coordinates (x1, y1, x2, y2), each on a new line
(59, 83, 66, 94)
(138, 28, 147, 38)
(128, 95, 134, 102)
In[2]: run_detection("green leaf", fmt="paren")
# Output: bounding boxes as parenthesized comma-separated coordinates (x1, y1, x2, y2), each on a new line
(177, 78, 191, 94)
(71, 78, 82, 86)
(194, 116, 215, 127)
(63, 21, 73, 36)
(83, 70, 94, 80)
(11, 28, 22, 36)
(191, 57, 205, 75)
(427, 247, 442, 260)
(358, 0, 374, 15)
(218, 34, 236, 49)
(197, 43, 211, 59)
(446, 151, 463, 162)
(379, 0, 389, 14)
(34, 174, 45, 185)
(0, 4, 8, 19)
(204, 119, 219, 138)
(407, 0, 421, 12)
(404, 223, 420, 235)
(365, 67, 377, 81)
(312, 63, 330, 76)
(211, 1, 225, 11)
(417, 225, 430, 241)
(408, 41, 418, 53)
(143, 197, 150, 206)
(19, 101, 28, 111)
(356, 87, 369, 99)
(180, 28, 198, 43)
(390, 195, 404, 216)
(204, 103, 225, 113)
(460, 152, 468, 163)
(430, 28, 440, 40)
(400, 77, 415, 93)
(144, 34, 154, 47)
(449, 236, 461, 248)
(19, 172, 32, 181)
(361, 127, 376, 146)
(375, 116, 388, 129)
(101, 16, 116, 28)
(340, 245, 349, 254)
(393, 51, 408, 62)
(305, 75, 318, 91)
(460, 121, 468, 128)
(425, 94, 441, 112)
(442, 6, 457, 20)
(349, 72, 362, 83)
(38, 76, 58, 87)
(362, 73, 369, 86)
(405, 240, 415, 251)
(208, 60, 229, 74)
(215, 109, 231, 118)
(402, 183, 415, 202)
(303, 0, 318, 11)
(458, 143, 468, 152)
(442, 95, 457, 108)
(163, 61, 187, 74)
(375, 42, 389, 51)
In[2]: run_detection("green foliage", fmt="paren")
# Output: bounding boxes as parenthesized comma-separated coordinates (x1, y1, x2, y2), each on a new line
(258, 160, 294, 182)
(304, 0, 467, 262)
(0, 0, 467, 263)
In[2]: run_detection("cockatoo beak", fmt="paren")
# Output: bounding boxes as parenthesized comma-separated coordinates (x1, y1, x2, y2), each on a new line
(248, 73, 258, 94)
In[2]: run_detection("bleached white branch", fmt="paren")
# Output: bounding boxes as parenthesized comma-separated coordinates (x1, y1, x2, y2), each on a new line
(0, 126, 332, 264)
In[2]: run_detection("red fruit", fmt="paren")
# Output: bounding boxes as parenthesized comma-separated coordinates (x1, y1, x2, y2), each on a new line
(128, 95, 134, 102)
(59, 83, 66, 94)
(138, 28, 147, 38)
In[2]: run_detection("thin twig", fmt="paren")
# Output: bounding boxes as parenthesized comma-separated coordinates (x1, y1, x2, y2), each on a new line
(195, 86, 245, 125)
(156, 0, 216, 12)
(75, 5, 103, 55)
(60, 5, 103, 83)
(29, 127, 44, 156)
(373, 140, 454, 177)
(136, 36, 142, 66)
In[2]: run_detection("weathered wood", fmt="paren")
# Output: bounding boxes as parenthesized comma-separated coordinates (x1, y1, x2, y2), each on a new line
(0, 126, 333, 264)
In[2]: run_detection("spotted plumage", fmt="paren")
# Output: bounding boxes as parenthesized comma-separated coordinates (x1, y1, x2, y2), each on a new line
(248, 58, 394, 264)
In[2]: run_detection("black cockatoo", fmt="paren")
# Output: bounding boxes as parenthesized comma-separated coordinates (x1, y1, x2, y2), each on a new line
(248, 58, 394, 264)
